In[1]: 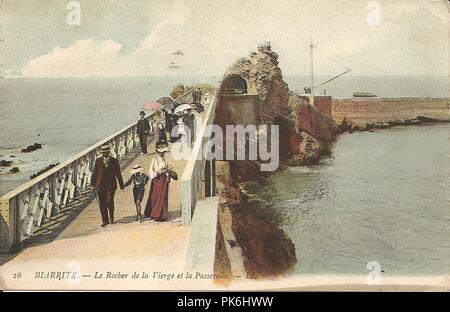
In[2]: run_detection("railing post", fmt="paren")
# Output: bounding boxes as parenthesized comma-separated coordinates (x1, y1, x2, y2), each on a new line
(0, 197, 17, 253)
(1, 111, 160, 253)
(211, 159, 216, 196)
(73, 161, 78, 196)
(205, 160, 211, 197)
(211, 134, 216, 197)
(181, 179, 192, 225)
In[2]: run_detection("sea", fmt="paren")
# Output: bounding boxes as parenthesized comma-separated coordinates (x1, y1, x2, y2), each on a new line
(0, 75, 448, 276)
(0, 76, 221, 195)
(0, 75, 448, 195)
(246, 123, 450, 275)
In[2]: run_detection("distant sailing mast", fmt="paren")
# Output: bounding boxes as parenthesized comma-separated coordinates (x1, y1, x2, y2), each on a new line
(309, 37, 315, 106)
(302, 38, 352, 105)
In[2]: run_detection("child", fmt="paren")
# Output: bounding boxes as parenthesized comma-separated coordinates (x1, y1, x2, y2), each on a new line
(124, 164, 149, 221)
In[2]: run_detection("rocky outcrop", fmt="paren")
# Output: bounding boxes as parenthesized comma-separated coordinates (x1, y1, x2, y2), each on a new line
(286, 95, 339, 164)
(293, 97, 339, 144)
(214, 44, 339, 279)
(222, 43, 338, 165)
(222, 42, 290, 125)
(30, 163, 59, 180)
(0, 160, 13, 167)
(215, 161, 297, 279)
(170, 83, 185, 99)
(337, 114, 446, 134)
(21, 143, 42, 153)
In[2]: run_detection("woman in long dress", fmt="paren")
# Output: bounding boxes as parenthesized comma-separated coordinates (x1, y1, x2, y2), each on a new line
(204, 90, 210, 106)
(176, 114, 188, 144)
(143, 142, 171, 221)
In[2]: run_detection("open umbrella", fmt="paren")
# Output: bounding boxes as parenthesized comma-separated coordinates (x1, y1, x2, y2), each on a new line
(173, 103, 194, 115)
(143, 101, 162, 111)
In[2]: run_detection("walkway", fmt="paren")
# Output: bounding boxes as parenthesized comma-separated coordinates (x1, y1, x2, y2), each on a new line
(0, 108, 216, 290)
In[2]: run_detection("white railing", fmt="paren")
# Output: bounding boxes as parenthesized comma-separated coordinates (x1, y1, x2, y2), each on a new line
(181, 87, 219, 224)
(0, 116, 148, 252)
(0, 89, 195, 253)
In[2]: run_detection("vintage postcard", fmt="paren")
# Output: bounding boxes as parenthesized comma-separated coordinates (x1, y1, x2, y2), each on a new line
(0, 0, 449, 292)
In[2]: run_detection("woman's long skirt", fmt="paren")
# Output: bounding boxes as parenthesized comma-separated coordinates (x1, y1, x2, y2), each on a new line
(144, 174, 170, 221)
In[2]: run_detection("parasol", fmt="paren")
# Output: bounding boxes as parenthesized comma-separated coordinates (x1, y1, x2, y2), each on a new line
(143, 101, 162, 111)
(173, 103, 194, 115)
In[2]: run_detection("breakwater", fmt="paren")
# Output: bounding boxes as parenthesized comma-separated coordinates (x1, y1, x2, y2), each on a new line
(332, 97, 449, 129)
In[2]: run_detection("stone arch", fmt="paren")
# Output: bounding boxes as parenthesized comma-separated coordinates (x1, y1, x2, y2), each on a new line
(220, 74, 248, 95)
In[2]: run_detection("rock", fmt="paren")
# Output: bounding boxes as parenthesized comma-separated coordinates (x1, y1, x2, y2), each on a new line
(297, 132, 322, 165)
(373, 122, 382, 128)
(273, 115, 302, 163)
(215, 161, 297, 279)
(30, 163, 59, 180)
(222, 44, 289, 124)
(10, 155, 16, 158)
(170, 84, 185, 99)
(340, 117, 353, 132)
(1, 160, 13, 167)
(229, 160, 265, 183)
(21, 143, 43, 153)
(292, 99, 339, 143)
(357, 124, 368, 131)
(388, 119, 405, 126)
(221, 44, 338, 166)
(9, 167, 19, 173)
(416, 116, 437, 123)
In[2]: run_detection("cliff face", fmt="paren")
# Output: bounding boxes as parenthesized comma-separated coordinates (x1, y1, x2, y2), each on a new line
(223, 44, 290, 124)
(215, 161, 297, 279)
(293, 98, 339, 144)
(222, 43, 338, 164)
(214, 44, 339, 279)
(288, 95, 339, 164)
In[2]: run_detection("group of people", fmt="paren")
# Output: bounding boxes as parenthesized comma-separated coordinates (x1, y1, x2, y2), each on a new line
(91, 90, 205, 227)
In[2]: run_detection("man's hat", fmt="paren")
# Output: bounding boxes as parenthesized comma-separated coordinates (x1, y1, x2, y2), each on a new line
(100, 144, 111, 153)
(140, 111, 145, 115)
(155, 141, 170, 153)
(130, 164, 143, 174)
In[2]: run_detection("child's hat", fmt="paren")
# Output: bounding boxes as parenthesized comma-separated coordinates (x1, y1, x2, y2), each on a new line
(130, 164, 143, 174)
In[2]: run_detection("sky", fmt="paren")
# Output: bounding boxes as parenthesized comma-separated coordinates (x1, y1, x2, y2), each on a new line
(0, 0, 448, 78)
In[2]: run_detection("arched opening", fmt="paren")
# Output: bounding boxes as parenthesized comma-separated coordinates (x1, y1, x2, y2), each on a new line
(220, 74, 248, 95)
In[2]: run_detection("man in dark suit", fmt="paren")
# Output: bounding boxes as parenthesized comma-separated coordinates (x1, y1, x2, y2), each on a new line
(185, 108, 196, 147)
(137, 111, 150, 155)
(91, 145, 124, 227)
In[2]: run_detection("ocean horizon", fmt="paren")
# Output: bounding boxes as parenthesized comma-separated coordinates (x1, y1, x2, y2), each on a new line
(0, 75, 448, 195)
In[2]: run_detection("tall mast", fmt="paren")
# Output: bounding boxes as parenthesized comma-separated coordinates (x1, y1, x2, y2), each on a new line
(310, 37, 314, 106)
